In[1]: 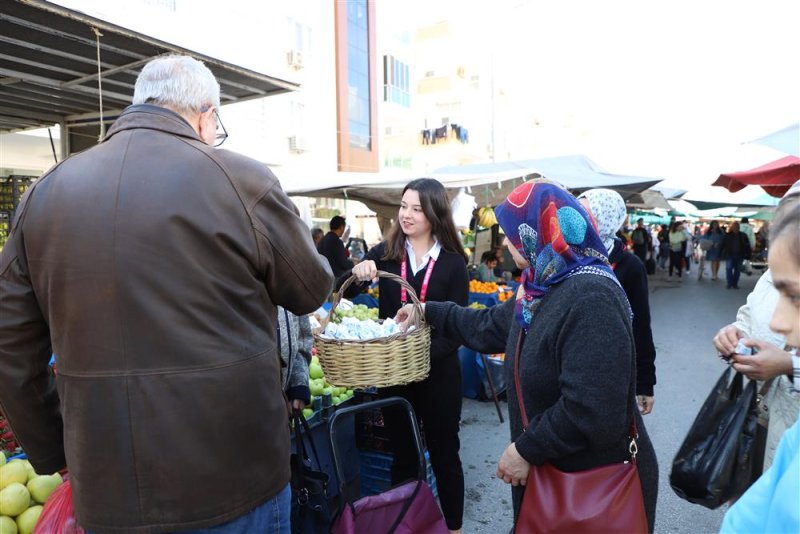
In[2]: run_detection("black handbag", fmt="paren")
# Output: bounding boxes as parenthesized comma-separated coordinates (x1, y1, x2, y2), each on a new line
(290, 411, 332, 534)
(669, 367, 764, 509)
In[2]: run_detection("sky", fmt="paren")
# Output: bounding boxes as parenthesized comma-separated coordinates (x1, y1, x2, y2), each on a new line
(388, 0, 799, 190)
(46, 0, 800, 193)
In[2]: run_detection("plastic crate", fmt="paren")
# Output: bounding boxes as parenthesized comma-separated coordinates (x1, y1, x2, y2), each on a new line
(358, 449, 438, 499)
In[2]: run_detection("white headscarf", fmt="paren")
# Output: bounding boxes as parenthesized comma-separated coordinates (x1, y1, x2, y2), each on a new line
(577, 189, 627, 254)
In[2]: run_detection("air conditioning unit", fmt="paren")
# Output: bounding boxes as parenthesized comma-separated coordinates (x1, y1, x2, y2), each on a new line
(288, 135, 307, 153)
(287, 49, 304, 70)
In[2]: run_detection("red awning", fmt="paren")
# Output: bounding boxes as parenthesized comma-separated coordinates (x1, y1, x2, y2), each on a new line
(713, 156, 800, 197)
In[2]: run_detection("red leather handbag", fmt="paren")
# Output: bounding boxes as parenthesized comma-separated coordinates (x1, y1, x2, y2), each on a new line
(513, 332, 649, 534)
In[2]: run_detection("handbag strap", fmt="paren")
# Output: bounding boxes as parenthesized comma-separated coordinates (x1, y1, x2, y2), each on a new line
(512, 330, 639, 459)
(291, 410, 324, 470)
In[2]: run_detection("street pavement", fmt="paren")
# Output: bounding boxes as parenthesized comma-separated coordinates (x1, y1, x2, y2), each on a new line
(459, 262, 763, 533)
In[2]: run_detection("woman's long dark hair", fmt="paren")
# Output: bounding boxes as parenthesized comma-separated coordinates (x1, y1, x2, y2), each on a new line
(706, 220, 721, 235)
(382, 178, 468, 263)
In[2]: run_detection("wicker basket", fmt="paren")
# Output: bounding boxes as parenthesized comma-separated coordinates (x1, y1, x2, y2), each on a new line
(313, 270, 431, 389)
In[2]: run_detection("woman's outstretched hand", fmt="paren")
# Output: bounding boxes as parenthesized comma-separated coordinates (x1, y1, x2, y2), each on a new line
(394, 303, 419, 331)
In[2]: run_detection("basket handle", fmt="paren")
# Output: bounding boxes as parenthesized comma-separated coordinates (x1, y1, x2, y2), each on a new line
(323, 270, 426, 330)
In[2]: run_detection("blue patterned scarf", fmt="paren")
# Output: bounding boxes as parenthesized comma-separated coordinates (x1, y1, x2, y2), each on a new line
(494, 179, 625, 330)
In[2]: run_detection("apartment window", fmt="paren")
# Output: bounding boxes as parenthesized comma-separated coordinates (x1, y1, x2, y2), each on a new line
(335, 0, 377, 172)
(383, 55, 410, 107)
(288, 17, 312, 55)
(347, 0, 370, 149)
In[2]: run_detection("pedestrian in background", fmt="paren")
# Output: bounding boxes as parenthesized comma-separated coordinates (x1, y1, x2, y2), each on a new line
(579, 189, 658, 415)
(311, 227, 324, 248)
(719, 221, 752, 289)
(477, 250, 501, 282)
(318, 215, 353, 279)
(631, 217, 652, 263)
(669, 221, 688, 278)
(0, 55, 333, 533)
(704, 220, 724, 281)
(720, 190, 800, 534)
(398, 180, 659, 533)
(657, 224, 670, 270)
(739, 216, 756, 250)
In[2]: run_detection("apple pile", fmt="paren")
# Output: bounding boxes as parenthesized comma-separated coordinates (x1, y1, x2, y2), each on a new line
(0, 451, 63, 534)
(302, 352, 354, 419)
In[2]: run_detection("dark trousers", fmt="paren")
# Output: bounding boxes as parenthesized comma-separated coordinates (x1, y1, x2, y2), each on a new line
(726, 257, 743, 288)
(633, 244, 648, 263)
(381, 354, 464, 530)
(669, 250, 683, 277)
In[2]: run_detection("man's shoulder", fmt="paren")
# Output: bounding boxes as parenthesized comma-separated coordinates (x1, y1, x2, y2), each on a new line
(210, 149, 280, 195)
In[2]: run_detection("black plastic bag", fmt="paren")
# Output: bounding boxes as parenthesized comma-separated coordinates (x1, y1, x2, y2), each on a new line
(669, 367, 762, 509)
(290, 411, 332, 534)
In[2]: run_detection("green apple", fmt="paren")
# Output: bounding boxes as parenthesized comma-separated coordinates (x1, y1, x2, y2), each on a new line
(311, 355, 319, 366)
(0, 483, 29, 517)
(302, 408, 314, 419)
(0, 463, 27, 490)
(27, 474, 61, 504)
(15, 505, 41, 534)
(21, 462, 36, 483)
(0, 515, 17, 534)
(309, 380, 324, 396)
(0, 452, 5, 465)
(308, 362, 324, 380)
(322, 386, 333, 396)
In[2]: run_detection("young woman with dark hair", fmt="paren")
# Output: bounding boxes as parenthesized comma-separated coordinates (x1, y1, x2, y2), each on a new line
(345, 178, 469, 533)
(704, 220, 724, 281)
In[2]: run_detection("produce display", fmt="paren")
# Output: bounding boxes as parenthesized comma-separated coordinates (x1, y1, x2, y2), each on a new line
(0, 452, 63, 534)
(469, 280, 499, 294)
(302, 352, 354, 420)
(477, 207, 498, 228)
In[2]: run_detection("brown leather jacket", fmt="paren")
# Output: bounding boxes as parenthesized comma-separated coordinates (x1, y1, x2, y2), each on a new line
(0, 104, 333, 533)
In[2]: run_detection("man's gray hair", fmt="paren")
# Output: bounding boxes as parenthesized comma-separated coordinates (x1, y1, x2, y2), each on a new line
(132, 55, 221, 114)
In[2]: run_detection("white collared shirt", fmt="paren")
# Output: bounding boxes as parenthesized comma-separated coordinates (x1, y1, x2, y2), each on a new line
(405, 239, 441, 276)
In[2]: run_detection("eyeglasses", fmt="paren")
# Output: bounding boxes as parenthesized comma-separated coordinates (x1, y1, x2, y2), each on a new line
(213, 110, 228, 147)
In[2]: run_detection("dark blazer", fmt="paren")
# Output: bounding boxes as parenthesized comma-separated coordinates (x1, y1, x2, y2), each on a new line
(318, 231, 352, 279)
(341, 242, 469, 363)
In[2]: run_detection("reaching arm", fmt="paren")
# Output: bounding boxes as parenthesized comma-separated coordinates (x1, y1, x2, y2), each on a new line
(425, 297, 514, 356)
(252, 180, 333, 315)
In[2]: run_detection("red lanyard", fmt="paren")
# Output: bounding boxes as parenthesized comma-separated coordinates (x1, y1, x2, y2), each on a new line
(400, 252, 436, 303)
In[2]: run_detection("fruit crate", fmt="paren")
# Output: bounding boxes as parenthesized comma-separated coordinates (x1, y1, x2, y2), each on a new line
(358, 449, 438, 499)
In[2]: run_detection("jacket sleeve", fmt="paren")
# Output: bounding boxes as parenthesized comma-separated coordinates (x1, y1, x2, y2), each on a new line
(252, 180, 333, 315)
(425, 297, 513, 356)
(624, 258, 657, 396)
(513, 287, 634, 465)
(428, 259, 470, 361)
(0, 196, 66, 474)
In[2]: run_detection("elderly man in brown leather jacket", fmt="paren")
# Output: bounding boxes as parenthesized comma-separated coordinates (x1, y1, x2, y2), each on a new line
(0, 56, 333, 533)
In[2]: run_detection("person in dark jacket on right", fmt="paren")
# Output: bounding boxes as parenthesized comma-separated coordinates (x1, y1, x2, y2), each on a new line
(719, 221, 753, 289)
(579, 189, 657, 414)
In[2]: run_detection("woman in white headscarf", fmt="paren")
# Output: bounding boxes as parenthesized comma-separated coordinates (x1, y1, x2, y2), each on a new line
(578, 189, 658, 414)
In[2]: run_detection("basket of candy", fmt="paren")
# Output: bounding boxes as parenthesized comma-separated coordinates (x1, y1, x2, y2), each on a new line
(313, 271, 430, 389)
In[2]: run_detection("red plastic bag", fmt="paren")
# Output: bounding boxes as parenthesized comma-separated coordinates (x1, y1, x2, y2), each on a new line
(33, 479, 85, 534)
